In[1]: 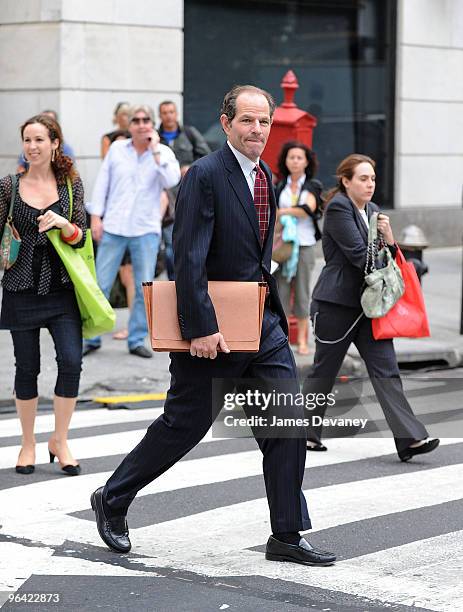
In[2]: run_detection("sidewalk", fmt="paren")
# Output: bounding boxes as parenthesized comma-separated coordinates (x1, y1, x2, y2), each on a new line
(298, 246, 463, 378)
(0, 247, 462, 403)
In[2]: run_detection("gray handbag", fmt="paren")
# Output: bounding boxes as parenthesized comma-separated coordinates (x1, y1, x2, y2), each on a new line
(360, 212, 404, 318)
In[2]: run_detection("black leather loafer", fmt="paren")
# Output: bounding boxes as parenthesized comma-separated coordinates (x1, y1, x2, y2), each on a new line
(90, 486, 131, 553)
(129, 346, 152, 359)
(398, 438, 440, 462)
(306, 441, 328, 452)
(265, 535, 336, 566)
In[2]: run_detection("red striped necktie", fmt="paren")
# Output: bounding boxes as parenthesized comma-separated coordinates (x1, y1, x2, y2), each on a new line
(253, 165, 269, 246)
(253, 165, 270, 297)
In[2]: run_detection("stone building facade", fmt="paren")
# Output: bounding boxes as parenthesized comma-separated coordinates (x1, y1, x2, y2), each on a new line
(0, 0, 461, 244)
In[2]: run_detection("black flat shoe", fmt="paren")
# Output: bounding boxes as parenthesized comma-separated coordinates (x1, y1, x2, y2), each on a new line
(90, 486, 131, 553)
(129, 346, 152, 358)
(265, 535, 336, 566)
(15, 464, 35, 475)
(306, 441, 328, 452)
(398, 438, 440, 462)
(82, 344, 100, 357)
(49, 451, 81, 476)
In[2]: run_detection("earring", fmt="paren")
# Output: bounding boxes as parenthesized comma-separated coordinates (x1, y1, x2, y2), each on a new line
(51, 149, 56, 162)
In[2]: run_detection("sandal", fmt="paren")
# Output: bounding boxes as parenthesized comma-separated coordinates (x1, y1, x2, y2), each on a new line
(113, 329, 129, 340)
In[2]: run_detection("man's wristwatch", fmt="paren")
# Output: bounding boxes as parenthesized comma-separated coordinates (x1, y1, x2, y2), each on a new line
(153, 150, 161, 156)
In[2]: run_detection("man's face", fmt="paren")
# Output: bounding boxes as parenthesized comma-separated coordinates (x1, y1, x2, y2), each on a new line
(159, 104, 178, 130)
(129, 111, 153, 146)
(220, 92, 272, 162)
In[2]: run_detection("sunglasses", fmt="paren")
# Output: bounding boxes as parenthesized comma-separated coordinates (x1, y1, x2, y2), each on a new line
(131, 117, 151, 125)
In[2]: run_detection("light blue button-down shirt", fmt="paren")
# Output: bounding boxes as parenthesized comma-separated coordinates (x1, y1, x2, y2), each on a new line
(86, 139, 180, 237)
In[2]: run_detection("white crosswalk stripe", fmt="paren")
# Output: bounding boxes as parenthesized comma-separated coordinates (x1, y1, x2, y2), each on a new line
(0, 403, 462, 611)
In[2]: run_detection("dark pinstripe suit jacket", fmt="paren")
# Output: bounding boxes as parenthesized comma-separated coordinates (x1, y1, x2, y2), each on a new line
(173, 143, 286, 341)
(312, 193, 387, 308)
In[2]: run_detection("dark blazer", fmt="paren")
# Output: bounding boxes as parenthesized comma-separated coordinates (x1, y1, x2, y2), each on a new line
(159, 124, 211, 167)
(312, 192, 395, 308)
(173, 142, 286, 340)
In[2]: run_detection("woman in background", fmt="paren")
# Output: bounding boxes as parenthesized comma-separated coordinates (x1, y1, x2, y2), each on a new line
(100, 102, 131, 158)
(274, 141, 322, 355)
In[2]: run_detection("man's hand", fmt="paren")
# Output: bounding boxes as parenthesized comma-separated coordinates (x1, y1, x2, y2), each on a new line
(148, 129, 161, 152)
(91, 215, 103, 243)
(190, 332, 230, 359)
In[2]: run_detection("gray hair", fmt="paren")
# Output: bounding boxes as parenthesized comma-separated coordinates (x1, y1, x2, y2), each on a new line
(128, 104, 155, 124)
(220, 85, 276, 123)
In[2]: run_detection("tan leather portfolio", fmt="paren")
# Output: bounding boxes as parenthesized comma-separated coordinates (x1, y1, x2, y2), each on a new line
(142, 281, 267, 352)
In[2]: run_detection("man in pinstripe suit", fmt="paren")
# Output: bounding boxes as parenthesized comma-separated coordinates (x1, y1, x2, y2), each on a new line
(91, 85, 336, 567)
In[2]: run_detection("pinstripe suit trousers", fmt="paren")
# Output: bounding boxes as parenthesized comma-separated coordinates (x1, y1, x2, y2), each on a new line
(105, 309, 311, 533)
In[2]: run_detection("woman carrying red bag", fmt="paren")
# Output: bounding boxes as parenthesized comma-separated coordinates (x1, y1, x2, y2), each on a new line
(302, 154, 439, 462)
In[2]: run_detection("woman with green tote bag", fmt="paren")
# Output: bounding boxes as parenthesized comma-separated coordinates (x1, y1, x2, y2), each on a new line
(0, 114, 90, 476)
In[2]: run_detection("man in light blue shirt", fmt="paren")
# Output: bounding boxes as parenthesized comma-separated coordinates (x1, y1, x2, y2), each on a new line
(84, 104, 181, 358)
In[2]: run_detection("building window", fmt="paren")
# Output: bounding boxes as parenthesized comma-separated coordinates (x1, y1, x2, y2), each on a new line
(184, 0, 397, 207)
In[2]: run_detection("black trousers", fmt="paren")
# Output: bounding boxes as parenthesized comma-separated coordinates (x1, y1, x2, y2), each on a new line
(104, 309, 311, 534)
(303, 300, 428, 453)
(11, 313, 82, 400)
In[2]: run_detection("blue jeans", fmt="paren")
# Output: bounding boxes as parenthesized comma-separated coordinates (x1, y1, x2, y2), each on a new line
(162, 223, 175, 280)
(85, 231, 160, 350)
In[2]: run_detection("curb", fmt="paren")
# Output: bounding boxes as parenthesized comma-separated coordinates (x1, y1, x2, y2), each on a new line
(346, 344, 463, 371)
(1, 348, 461, 408)
(395, 348, 462, 369)
(295, 354, 365, 382)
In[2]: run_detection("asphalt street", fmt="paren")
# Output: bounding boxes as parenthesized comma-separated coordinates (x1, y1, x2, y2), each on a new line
(0, 370, 462, 612)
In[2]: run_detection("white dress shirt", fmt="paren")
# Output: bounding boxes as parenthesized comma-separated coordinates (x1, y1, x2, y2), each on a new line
(86, 139, 180, 237)
(359, 207, 369, 228)
(227, 141, 259, 196)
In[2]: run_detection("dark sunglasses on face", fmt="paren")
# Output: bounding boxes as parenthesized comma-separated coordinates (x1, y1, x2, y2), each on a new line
(131, 117, 151, 125)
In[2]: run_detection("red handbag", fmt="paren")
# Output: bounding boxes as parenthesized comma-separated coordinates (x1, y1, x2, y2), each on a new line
(372, 247, 430, 340)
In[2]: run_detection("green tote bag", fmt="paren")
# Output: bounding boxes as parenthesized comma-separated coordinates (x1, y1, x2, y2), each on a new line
(46, 179, 115, 338)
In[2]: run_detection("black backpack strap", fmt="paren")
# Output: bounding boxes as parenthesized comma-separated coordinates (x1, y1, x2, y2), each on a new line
(183, 125, 196, 145)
